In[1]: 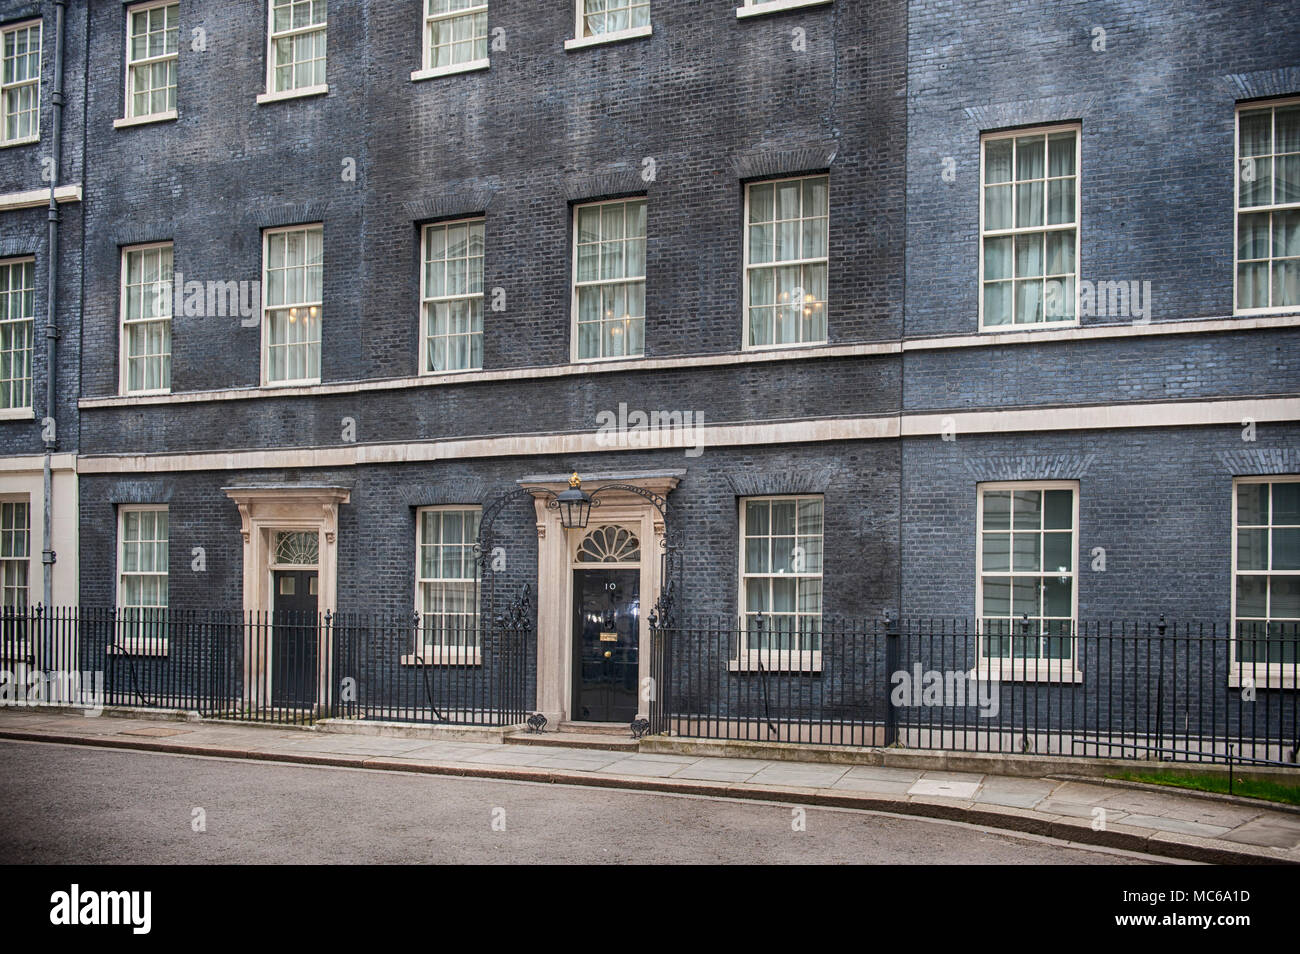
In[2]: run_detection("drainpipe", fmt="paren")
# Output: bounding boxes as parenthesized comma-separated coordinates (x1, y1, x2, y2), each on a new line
(42, 0, 67, 620)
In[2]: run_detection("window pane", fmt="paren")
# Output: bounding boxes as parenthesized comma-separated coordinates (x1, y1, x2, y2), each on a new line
(1237, 528, 1267, 571)
(1273, 482, 1300, 524)
(1237, 483, 1268, 525)
(984, 139, 1012, 184)
(982, 534, 1010, 572)
(1013, 491, 1041, 529)
(1043, 533, 1072, 574)
(1043, 489, 1072, 529)
(1236, 575, 1268, 617)
(1274, 527, 1300, 571)
(983, 491, 1010, 530)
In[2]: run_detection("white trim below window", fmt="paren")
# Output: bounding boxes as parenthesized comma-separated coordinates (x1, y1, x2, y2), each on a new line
(115, 504, 169, 657)
(1229, 475, 1300, 688)
(736, 0, 832, 18)
(564, 24, 651, 50)
(412, 505, 482, 668)
(113, 110, 177, 129)
(122, 0, 179, 124)
(973, 480, 1082, 683)
(411, 59, 489, 82)
(256, 84, 328, 105)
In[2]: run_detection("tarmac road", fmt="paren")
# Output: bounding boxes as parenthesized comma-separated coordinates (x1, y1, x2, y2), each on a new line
(0, 740, 1161, 864)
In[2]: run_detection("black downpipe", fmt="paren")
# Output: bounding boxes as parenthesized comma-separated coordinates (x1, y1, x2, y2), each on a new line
(41, 1, 67, 659)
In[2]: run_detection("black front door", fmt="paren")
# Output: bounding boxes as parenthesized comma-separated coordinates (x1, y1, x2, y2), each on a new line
(272, 570, 318, 708)
(573, 569, 640, 723)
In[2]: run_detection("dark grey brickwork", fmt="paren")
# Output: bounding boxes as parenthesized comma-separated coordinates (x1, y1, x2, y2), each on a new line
(902, 424, 1300, 622)
(907, 0, 1300, 339)
(903, 328, 1300, 412)
(77, 442, 902, 621)
(78, 0, 906, 403)
(0, 0, 87, 457)
(0, 1, 1287, 737)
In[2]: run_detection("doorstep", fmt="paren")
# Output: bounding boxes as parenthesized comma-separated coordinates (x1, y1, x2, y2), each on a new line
(315, 718, 524, 743)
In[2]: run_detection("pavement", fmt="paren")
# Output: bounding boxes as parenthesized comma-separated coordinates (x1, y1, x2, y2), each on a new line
(1, 707, 1298, 864)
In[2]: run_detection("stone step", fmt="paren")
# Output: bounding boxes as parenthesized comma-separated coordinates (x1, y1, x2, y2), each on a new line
(558, 720, 636, 737)
(505, 731, 639, 752)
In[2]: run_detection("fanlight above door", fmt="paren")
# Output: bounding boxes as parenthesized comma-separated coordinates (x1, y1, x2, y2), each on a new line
(273, 531, 320, 567)
(576, 525, 641, 564)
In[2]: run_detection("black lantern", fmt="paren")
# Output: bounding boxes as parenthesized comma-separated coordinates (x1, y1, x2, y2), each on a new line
(555, 472, 594, 530)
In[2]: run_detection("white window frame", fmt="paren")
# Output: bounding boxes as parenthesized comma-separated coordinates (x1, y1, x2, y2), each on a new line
(420, 217, 484, 375)
(261, 224, 323, 387)
(1234, 97, 1300, 316)
(978, 124, 1081, 332)
(1230, 476, 1300, 688)
(119, 242, 173, 396)
(258, 0, 328, 103)
(408, 506, 482, 666)
(412, 1, 490, 81)
(0, 495, 31, 664)
(732, 494, 824, 673)
(736, 0, 832, 18)
(974, 481, 1081, 683)
(115, 505, 169, 657)
(742, 174, 830, 351)
(0, 18, 40, 147)
(118, 1, 179, 126)
(0, 256, 35, 416)
(571, 197, 648, 363)
(564, 0, 652, 51)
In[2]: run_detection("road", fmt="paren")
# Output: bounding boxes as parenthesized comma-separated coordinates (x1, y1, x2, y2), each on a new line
(0, 741, 1159, 864)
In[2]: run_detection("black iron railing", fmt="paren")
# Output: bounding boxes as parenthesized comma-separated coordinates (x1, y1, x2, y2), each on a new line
(0, 604, 532, 728)
(648, 616, 1300, 766)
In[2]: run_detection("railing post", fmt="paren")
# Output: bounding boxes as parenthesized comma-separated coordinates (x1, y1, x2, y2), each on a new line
(883, 611, 899, 748)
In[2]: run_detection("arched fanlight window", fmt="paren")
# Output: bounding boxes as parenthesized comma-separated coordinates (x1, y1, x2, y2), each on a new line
(274, 531, 319, 567)
(576, 525, 641, 563)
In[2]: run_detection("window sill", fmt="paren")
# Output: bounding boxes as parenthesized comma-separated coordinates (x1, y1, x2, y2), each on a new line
(108, 641, 169, 658)
(736, 0, 832, 17)
(0, 407, 34, 421)
(261, 378, 323, 389)
(411, 59, 489, 82)
(114, 111, 178, 129)
(256, 84, 329, 105)
(401, 650, 482, 667)
(1227, 667, 1298, 690)
(729, 652, 823, 673)
(967, 665, 1083, 685)
(1233, 305, 1300, 319)
(978, 319, 1080, 333)
(418, 365, 483, 377)
(565, 24, 652, 51)
(573, 352, 644, 365)
(0, 135, 39, 149)
(743, 339, 829, 353)
(121, 388, 171, 398)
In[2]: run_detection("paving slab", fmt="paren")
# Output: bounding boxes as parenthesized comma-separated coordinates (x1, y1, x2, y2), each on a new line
(841, 765, 923, 783)
(1037, 798, 1128, 822)
(1117, 814, 1233, 838)
(1219, 816, 1300, 850)
(536, 757, 624, 772)
(831, 777, 916, 795)
(669, 765, 761, 782)
(596, 758, 694, 778)
(1041, 781, 1113, 805)
(746, 764, 851, 787)
(910, 778, 981, 799)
